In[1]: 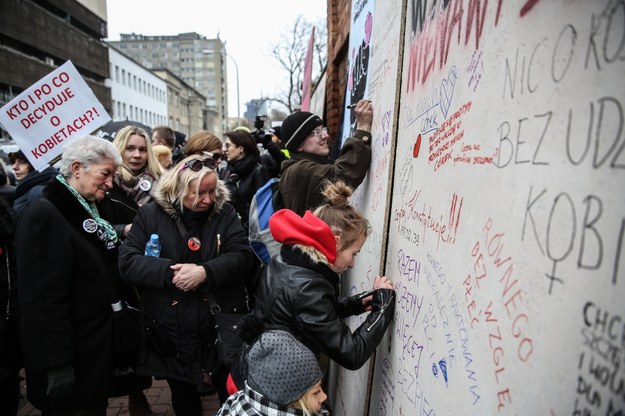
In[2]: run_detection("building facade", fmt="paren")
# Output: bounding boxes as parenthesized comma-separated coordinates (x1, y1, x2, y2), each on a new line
(108, 33, 228, 135)
(0, 0, 110, 140)
(152, 69, 205, 138)
(107, 46, 168, 126)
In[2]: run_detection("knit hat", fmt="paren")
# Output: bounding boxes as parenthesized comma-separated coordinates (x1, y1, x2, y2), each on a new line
(246, 330, 323, 406)
(269, 209, 337, 263)
(281, 111, 323, 152)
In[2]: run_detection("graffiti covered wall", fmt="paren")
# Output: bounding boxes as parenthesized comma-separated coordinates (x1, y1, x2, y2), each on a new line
(362, 0, 625, 414)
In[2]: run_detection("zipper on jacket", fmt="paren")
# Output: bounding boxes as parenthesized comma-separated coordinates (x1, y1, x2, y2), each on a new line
(366, 291, 393, 332)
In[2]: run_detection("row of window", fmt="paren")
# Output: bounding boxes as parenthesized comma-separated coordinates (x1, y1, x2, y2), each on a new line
(111, 100, 166, 127)
(112, 65, 166, 103)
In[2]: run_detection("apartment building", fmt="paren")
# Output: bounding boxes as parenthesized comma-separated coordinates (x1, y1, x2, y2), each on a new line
(108, 33, 228, 135)
(107, 46, 168, 126)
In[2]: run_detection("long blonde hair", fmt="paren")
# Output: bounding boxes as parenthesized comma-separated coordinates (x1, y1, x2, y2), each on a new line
(113, 125, 164, 181)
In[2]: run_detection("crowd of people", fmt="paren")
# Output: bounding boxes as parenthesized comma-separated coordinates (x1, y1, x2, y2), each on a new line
(0, 99, 397, 416)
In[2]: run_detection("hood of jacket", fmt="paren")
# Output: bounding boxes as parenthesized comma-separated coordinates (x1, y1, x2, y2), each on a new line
(151, 173, 230, 220)
(14, 166, 58, 198)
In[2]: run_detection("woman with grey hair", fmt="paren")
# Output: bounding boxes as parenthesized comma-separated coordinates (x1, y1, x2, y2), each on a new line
(119, 154, 256, 414)
(16, 136, 122, 414)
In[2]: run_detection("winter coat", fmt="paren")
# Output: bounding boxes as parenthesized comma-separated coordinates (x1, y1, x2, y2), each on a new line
(16, 178, 118, 411)
(254, 245, 395, 370)
(220, 154, 269, 233)
(12, 166, 58, 216)
(279, 132, 371, 215)
(118, 177, 256, 385)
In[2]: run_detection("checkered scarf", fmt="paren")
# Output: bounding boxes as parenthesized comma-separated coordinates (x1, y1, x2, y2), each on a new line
(215, 382, 329, 416)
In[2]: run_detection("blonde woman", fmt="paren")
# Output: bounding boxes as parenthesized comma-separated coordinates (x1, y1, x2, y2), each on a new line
(99, 125, 164, 414)
(100, 125, 164, 239)
(254, 181, 395, 371)
(119, 155, 256, 412)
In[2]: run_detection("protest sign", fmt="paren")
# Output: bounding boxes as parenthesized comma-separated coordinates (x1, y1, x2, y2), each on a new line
(0, 60, 110, 171)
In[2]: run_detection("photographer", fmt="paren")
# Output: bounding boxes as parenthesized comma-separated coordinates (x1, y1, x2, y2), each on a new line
(251, 116, 288, 178)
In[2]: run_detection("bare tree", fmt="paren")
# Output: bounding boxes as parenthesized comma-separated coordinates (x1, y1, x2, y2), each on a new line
(267, 16, 327, 114)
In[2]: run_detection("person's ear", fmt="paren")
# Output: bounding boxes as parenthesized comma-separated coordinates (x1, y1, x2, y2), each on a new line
(70, 160, 82, 177)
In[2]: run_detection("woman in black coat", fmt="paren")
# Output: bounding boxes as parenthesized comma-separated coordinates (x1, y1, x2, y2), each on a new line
(220, 129, 269, 235)
(119, 154, 256, 414)
(15, 136, 122, 414)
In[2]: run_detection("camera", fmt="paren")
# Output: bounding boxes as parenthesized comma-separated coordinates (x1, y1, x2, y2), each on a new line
(251, 115, 270, 146)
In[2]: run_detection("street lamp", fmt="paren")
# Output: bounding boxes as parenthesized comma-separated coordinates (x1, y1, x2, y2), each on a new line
(224, 52, 240, 126)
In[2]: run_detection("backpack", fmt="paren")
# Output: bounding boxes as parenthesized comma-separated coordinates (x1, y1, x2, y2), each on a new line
(248, 178, 283, 264)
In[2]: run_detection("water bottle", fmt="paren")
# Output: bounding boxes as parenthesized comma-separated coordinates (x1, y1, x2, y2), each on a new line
(144, 233, 161, 257)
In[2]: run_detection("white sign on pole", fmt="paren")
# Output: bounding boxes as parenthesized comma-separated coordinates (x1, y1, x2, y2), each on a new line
(0, 60, 110, 171)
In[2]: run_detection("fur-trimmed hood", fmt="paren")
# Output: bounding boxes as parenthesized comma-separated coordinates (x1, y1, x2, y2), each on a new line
(150, 175, 230, 220)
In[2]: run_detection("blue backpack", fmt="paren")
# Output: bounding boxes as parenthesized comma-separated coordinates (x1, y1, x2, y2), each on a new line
(248, 178, 283, 264)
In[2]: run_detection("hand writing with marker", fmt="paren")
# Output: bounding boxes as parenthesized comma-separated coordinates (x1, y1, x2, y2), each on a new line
(352, 99, 373, 133)
(361, 275, 394, 311)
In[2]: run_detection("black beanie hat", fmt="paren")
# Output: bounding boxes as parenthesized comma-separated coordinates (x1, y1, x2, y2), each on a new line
(282, 111, 323, 152)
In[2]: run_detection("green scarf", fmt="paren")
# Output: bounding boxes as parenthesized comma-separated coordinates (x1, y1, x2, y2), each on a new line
(56, 174, 118, 244)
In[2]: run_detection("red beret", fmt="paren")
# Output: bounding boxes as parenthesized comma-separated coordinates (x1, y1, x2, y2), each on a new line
(269, 209, 337, 264)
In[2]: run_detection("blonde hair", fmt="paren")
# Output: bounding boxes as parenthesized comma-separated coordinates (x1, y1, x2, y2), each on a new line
(113, 125, 164, 181)
(157, 155, 226, 212)
(290, 385, 324, 416)
(184, 130, 222, 156)
(152, 144, 173, 168)
(311, 180, 370, 252)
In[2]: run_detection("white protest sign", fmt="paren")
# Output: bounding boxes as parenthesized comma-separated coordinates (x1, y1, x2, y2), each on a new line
(0, 60, 110, 171)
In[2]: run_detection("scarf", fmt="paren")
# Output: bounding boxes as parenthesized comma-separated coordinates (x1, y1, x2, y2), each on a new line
(115, 169, 156, 207)
(56, 174, 118, 244)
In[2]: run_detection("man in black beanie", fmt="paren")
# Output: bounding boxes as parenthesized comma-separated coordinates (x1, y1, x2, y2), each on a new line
(279, 99, 373, 215)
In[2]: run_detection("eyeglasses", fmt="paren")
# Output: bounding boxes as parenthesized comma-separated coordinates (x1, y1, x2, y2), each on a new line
(311, 127, 328, 137)
(180, 158, 218, 173)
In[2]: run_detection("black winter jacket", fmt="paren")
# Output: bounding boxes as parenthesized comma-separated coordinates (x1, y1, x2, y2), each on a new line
(16, 179, 117, 411)
(118, 178, 256, 385)
(254, 245, 395, 370)
(220, 154, 269, 233)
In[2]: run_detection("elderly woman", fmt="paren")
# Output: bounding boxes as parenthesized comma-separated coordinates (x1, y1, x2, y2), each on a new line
(119, 154, 256, 414)
(15, 136, 122, 414)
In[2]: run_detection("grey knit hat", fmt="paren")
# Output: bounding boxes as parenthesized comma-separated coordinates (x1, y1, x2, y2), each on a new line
(282, 111, 323, 152)
(246, 330, 323, 405)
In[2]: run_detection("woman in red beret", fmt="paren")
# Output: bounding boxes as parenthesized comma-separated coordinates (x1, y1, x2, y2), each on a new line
(253, 180, 395, 372)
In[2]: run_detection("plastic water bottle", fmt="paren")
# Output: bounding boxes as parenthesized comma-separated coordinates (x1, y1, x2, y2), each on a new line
(144, 234, 161, 257)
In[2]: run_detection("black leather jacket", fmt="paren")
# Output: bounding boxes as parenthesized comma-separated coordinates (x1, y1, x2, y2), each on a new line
(254, 245, 395, 370)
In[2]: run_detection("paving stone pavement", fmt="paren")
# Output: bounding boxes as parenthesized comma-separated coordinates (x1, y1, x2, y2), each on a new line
(17, 372, 222, 416)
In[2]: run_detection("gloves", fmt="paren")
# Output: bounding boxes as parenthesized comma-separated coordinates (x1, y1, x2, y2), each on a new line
(46, 363, 75, 399)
